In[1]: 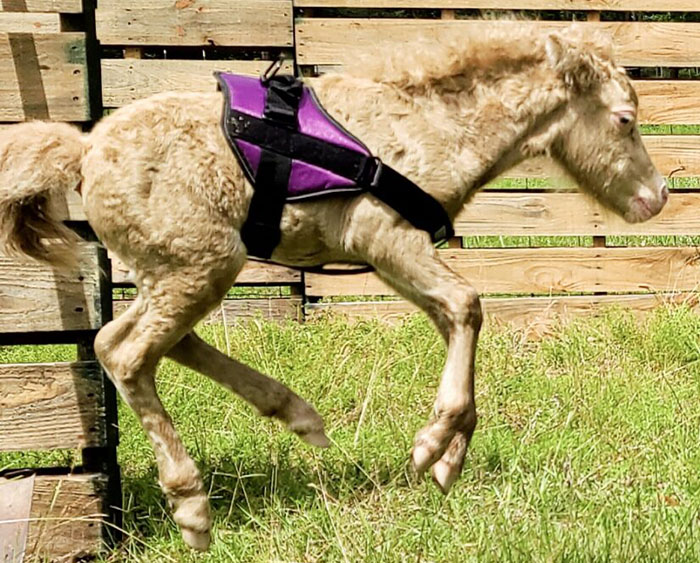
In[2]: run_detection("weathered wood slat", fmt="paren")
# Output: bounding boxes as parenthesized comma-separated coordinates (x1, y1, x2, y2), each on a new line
(99, 68, 700, 124)
(110, 254, 301, 286)
(636, 81, 700, 125)
(24, 473, 107, 561)
(307, 293, 699, 335)
(115, 297, 303, 322)
(507, 135, 700, 178)
(56, 187, 84, 221)
(101, 59, 294, 107)
(63, 190, 700, 239)
(0, 0, 82, 12)
(0, 12, 59, 32)
(294, 0, 700, 9)
(96, 0, 293, 47)
(305, 247, 700, 296)
(296, 20, 700, 67)
(114, 297, 301, 322)
(454, 192, 700, 236)
(0, 244, 102, 334)
(210, 298, 302, 323)
(0, 32, 89, 121)
(0, 362, 105, 452)
(57, 142, 700, 227)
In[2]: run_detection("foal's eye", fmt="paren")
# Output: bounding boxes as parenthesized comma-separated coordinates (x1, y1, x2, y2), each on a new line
(611, 108, 636, 135)
(613, 109, 636, 130)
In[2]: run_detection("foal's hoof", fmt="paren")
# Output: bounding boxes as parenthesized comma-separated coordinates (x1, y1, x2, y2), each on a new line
(284, 397, 330, 448)
(173, 494, 211, 551)
(182, 527, 211, 551)
(410, 442, 443, 477)
(298, 429, 330, 448)
(431, 459, 460, 494)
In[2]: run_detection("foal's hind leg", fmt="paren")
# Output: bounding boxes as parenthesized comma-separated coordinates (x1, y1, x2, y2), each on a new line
(364, 228, 482, 493)
(167, 332, 329, 447)
(94, 260, 243, 550)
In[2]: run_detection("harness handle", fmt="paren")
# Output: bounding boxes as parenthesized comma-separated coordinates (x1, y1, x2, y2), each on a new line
(261, 56, 286, 85)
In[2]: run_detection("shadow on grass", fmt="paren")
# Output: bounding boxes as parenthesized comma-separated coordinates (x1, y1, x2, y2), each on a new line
(118, 450, 404, 543)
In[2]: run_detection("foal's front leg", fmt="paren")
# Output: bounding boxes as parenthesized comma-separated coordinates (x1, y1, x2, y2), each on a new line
(368, 228, 482, 493)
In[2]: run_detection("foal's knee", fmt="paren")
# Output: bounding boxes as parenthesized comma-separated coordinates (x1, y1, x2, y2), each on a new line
(446, 285, 482, 329)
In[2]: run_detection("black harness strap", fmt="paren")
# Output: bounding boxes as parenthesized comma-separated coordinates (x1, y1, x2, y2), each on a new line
(228, 111, 374, 185)
(230, 111, 453, 244)
(240, 150, 291, 258)
(264, 75, 303, 126)
(367, 161, 454, 242)
(241, 76, 302, 258)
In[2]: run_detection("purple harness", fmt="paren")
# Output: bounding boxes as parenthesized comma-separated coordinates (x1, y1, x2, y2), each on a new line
(218, 72, 368, 201)
(216, 70, 453, 259)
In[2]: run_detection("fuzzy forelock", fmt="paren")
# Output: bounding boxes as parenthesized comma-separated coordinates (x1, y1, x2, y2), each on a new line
(345, 22, 617, 89)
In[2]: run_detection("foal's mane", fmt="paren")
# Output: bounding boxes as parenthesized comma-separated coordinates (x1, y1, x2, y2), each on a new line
(347, 23, 616, 89)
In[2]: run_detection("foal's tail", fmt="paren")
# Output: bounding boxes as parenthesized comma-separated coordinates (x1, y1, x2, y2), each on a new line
(0, 121, 85, 268)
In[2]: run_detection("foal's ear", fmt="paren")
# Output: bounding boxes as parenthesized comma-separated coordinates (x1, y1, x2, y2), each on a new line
(545, 32, 601, 91)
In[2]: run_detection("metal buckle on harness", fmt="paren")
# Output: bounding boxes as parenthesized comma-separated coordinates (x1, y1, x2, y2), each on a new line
(370, 157, 383, 188)
(432, 225, 449, 243)
(261, 56, 285, 85)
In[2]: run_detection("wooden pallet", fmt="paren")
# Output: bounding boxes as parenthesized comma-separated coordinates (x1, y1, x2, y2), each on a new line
(0, 238, 120, 561)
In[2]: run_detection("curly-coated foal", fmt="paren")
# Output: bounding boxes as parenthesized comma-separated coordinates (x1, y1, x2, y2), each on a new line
(0, 26, 667, 549)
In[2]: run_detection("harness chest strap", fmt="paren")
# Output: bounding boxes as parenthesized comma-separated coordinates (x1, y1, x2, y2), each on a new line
(219, 73, 454, 259)
(239, 75, 302, 258)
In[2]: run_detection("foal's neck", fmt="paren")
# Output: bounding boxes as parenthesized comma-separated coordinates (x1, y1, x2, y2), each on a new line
(313, 64, 567, 219)
(413, 65, 568, 214)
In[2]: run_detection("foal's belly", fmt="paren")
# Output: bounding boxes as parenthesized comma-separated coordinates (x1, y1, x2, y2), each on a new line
(270, 198, 358, 267)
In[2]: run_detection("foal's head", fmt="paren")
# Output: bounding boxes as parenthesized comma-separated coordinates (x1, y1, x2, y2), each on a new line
(545, 31, 667, 223)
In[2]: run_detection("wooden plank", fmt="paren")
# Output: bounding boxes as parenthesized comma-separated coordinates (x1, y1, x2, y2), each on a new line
(60, 190, 700, 241)
(0, 362, 105, 452)
(101, 58, 294, 107)
(0, 32, 89, 122)
(636, 81, 700, 125)
(306, 292, 699, 335)
(0, 12, 59, 32)
(296, 20, 700, 67)
(506, 135, 700, 179)
(114, 297, 302, 321)
(0, 0, 82, 12)
(25, 473, 107, 561)
(454, 192, 700, 236)
(227, 73, 699, 125)
(208, 297, 302, 323)
(294, 0, 700, 9)
(69, 190, 700, 267)
(96, 0, 293, 47)
(110, 254, 301, 286)
(305, 246, 700, 297)
(0, 243, 102, 334)
(55, 187, 84, 221)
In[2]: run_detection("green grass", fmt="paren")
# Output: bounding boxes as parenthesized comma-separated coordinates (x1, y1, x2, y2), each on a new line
(3, 307, 700, 561)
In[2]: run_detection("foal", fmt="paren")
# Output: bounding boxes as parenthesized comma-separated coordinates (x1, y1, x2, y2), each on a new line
(0, 26, 667, 549)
